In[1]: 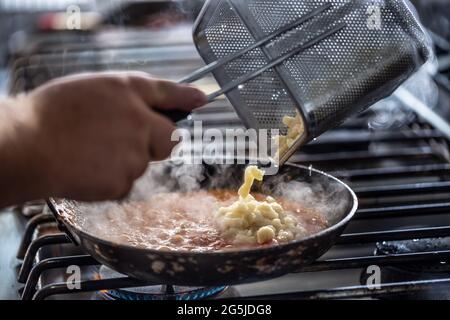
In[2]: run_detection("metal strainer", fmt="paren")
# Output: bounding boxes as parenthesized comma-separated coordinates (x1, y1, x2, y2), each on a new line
(182, 0, 432, 164)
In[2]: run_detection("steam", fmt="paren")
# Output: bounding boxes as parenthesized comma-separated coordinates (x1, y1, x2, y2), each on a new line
(67, 160, 352, 233)
(368, 65, 439, 130)
(261, 171, 351, 225)
(128, 161, 206, 201)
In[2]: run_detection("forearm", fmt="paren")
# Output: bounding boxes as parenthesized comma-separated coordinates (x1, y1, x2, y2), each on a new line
(0, 97, 49, 208)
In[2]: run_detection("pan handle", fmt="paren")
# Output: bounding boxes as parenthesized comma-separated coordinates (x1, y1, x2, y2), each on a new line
(156, 109, 191, 123)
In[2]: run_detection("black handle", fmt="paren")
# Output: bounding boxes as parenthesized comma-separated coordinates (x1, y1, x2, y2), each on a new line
(156, 109, 191, 123)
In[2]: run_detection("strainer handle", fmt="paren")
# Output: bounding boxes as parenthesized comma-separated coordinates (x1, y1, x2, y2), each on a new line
(205, 22, 347, 103)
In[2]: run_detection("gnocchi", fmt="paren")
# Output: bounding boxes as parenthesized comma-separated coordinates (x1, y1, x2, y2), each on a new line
(273, 111, 305, 161)
(215, 166, 306, 245)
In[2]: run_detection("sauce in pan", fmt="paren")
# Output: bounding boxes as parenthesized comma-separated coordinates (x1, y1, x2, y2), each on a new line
(81, 190, 328, 252)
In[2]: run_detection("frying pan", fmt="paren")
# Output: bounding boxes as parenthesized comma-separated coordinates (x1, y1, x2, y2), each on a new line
(47, 160, 357, 286)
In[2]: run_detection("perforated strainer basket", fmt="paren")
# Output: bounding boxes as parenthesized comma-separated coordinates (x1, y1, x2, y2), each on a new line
(189, 0, 432, 164)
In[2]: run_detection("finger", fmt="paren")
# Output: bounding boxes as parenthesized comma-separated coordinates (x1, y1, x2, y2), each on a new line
(147, 110, 178, 161)
(129, 74, 207, 111)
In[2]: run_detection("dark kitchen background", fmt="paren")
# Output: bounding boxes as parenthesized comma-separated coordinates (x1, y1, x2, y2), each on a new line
(2, 0, 450, 300)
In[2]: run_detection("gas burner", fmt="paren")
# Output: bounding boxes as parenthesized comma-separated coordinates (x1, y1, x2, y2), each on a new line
(96, 266, 228, 301)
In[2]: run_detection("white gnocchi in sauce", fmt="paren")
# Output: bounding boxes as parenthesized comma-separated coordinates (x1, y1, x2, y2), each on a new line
(83, 189, 327, 252)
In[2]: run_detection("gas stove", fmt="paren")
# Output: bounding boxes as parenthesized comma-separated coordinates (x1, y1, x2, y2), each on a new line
(8, 106, 450, 299)
(2, 4, 450, 300)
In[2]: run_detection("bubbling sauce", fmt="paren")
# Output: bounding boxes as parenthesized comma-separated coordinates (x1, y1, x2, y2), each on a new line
(83, 190, 328, 252)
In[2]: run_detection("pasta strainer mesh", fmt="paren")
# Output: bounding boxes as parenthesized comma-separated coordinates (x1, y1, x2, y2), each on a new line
(185, 0, 432, 164)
